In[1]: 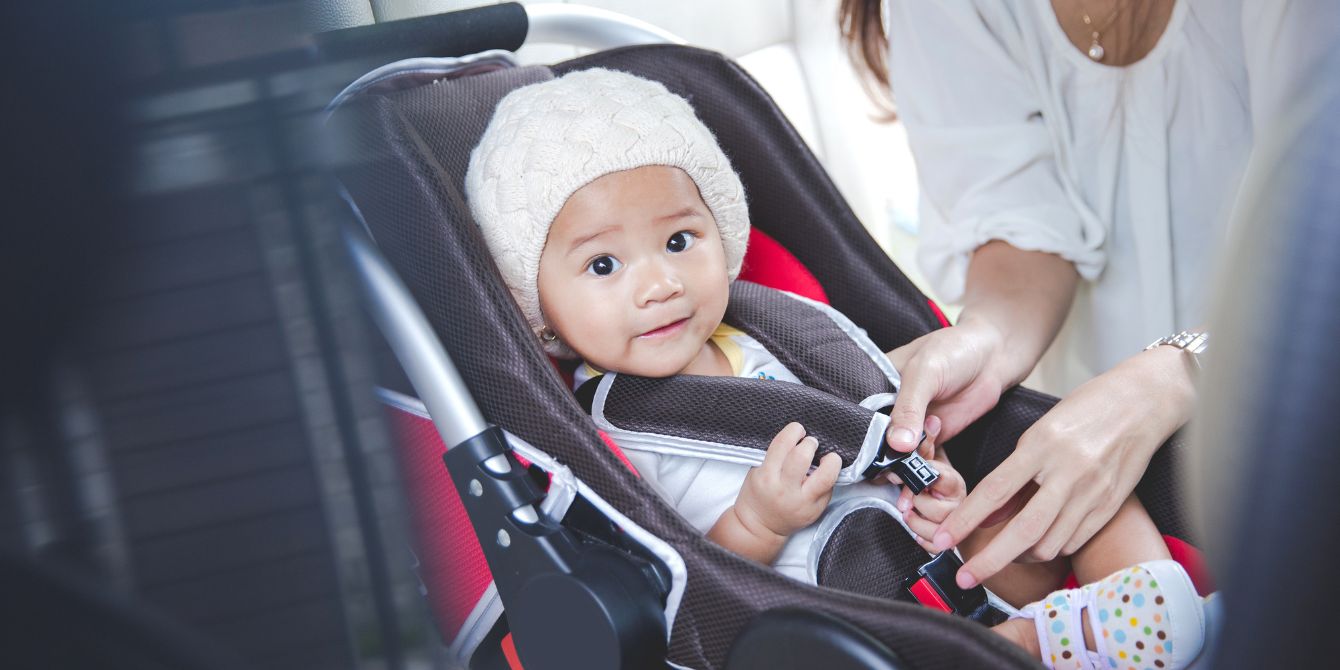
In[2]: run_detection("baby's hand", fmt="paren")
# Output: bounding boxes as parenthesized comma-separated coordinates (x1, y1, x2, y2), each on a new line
(734, 422, 843, 541)
(891, 416, 967, 552)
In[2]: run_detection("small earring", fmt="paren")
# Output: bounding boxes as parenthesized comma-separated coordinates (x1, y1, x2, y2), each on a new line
(538, 326, 557, 343)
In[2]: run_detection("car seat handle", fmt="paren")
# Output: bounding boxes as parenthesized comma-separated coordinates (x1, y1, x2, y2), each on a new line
(315, 3, 528, 61)
(343, 215, 488, 448)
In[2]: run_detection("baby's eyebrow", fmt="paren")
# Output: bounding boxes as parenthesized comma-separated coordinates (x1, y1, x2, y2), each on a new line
(566, 224, 620, 255)
(656, 206, 703, 222)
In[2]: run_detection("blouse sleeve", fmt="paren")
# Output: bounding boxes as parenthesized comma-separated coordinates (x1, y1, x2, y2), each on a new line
(885, 1, 1105, 303)
(1241, 0, 1340, 135)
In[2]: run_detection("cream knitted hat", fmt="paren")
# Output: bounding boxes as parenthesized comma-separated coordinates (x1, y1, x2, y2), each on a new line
(465, 68, 749, 357)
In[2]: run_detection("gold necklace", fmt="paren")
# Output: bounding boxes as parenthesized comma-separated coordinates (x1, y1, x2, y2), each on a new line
(1080, 0, 1135, 61)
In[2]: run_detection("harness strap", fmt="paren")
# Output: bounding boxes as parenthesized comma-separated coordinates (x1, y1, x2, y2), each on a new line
(591, 372, 889, 485)
(723, 282, 899, 402)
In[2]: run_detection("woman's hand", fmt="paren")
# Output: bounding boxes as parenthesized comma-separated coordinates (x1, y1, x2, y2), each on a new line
(884, 242, 1079, 454)
(930, 345, 1198, 589)
(884, 317, 1013, 452)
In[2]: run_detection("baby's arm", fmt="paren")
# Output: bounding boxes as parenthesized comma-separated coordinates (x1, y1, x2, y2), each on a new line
(707, 422, 842, 565)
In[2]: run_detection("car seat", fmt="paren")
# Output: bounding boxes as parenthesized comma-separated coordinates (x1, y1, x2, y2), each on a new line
(323, 6, 1209, 668)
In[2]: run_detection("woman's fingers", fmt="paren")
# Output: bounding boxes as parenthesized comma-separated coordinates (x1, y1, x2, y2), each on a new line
(954, 481, 1069, 588)
(931, 452, 1036, 552)
(887, 354, 938, 454)
(1060, 496, 1123, 556)
(884, 339, 920, 372)
(1026, 487, 1093, 562)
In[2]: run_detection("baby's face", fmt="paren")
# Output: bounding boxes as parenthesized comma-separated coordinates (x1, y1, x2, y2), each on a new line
(538, 165, 730, 377)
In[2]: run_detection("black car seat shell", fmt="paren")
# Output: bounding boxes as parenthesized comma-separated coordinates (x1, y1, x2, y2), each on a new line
(331, 43, 1202, 669)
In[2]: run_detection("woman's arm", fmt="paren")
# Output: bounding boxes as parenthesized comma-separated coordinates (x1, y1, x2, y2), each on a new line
(959, 241, 1079, 388)
(885, 240, 1077, 450)
(888, 241, 1202, 591)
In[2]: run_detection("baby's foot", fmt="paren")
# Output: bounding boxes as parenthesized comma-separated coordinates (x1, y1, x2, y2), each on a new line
(1015, 560, 1205, 670)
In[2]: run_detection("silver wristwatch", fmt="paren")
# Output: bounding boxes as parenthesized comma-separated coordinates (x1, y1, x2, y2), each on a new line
(1145, 330, 1209, 368)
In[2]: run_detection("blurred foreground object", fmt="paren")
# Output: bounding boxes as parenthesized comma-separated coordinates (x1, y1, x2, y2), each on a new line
(1190, 44, 1340, 670)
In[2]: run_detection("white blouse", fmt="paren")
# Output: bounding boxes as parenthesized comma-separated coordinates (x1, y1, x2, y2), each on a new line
(885, 0, 1334, 393)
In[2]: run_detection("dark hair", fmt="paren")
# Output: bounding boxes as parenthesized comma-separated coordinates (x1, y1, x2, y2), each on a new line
(838, 0, 897, 120)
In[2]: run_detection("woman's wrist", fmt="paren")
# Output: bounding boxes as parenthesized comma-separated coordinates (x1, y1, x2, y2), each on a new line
(954, 312, 1030, 392)
(1127, 343, 1198, 430)
(959, 241, 1081, 390)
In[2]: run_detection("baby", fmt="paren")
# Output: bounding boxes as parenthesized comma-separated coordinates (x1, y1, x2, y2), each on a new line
(465, 68, 1206, 669)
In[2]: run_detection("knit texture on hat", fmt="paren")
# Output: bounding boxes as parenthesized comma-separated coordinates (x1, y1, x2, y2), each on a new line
(465, 68, 749, 357)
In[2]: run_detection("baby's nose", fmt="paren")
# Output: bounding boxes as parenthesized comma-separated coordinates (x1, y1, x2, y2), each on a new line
(637, 262, 684, 304)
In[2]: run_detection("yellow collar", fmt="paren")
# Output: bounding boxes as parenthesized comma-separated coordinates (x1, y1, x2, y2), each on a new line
(710, 323, 745, 376)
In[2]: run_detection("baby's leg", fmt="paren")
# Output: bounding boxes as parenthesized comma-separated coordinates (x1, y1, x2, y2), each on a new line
(962, 493, 1170, 607)
(958, 520, 1070, 607)
(1068, 494, 1170, 584)
(986, 497, 1201, 668)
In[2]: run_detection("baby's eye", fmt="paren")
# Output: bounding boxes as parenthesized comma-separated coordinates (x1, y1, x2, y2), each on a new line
(666, 231, 696, 253)
(586, 255, 623, 276)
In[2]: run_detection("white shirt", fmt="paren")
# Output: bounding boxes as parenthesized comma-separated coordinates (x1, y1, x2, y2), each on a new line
(886, 0, 1336, 393)
(575, 327, 902, 583)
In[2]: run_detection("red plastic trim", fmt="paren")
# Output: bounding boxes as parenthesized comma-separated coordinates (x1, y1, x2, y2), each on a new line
(927, 298, 951, 328)
(908, 577, 954, 613)
(501, 632, 523, 670)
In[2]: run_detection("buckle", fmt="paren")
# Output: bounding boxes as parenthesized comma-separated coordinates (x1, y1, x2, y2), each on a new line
(903, 551, 1009, 626)
(861, 431, 939, 494)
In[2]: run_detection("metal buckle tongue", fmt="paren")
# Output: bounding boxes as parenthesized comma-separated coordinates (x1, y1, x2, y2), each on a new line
(861, 430, 939, 494)
(903, 551, 1009, 626)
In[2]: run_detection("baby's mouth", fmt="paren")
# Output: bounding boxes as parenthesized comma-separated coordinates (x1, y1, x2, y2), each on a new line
(638, 317, 691, 339)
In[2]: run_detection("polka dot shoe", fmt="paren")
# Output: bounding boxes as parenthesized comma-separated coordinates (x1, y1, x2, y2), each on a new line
(1016, 560, 1206, 670)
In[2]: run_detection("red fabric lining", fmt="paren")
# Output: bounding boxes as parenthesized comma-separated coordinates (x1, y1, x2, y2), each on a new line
(385, 406, 492, 640)
(927, 298, 950, 328)
(598, 430, 638, 475)
(738, 228, 829, 304)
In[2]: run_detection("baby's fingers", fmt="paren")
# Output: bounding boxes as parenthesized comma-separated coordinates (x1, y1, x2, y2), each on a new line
(928, 460, 966, 502)
(803, 452, 842, 497)
(912, 493, 958, 525)
(903, 508, 939, 544)
(896, 482, 915, 513)
(762, 422, 805, 470)
(782, 436, 819, 482)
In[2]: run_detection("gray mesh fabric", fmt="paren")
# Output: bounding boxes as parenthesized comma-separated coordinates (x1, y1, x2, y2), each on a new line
(602, 373, 876, 467)
(817, 508, 928, 601)
(724, 281, 893, 400)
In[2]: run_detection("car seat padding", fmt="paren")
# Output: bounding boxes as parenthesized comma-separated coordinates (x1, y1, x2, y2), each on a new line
(335, 44, 1193, 669)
